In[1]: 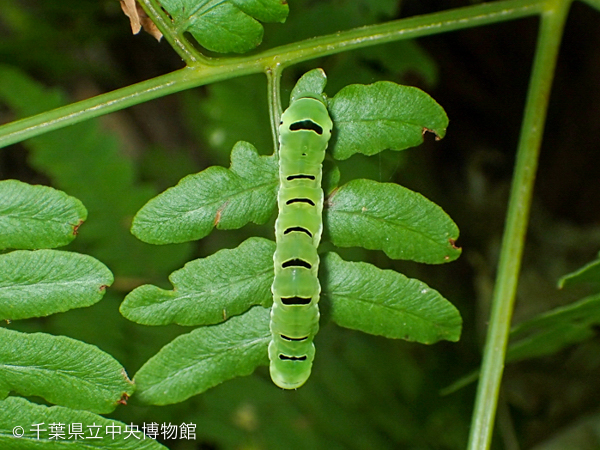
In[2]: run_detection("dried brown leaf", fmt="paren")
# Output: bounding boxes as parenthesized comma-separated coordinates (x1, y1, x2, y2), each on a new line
(120, 0, 163, 41)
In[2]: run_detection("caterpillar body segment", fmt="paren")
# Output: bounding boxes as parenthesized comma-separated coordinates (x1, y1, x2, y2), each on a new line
(269, 97, 333, 389)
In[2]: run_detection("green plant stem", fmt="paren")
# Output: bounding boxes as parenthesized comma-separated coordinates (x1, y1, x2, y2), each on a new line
(466, 1, 571, 449)
(266, 65, 283, 155)
(0, 64, 265, 149)
(0, 0, 546, 149)
(249, 0, 546, 69)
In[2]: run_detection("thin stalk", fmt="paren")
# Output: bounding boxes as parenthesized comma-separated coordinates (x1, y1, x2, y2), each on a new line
(466, 1, 571, 449)
(0, 64, 260, 149)
(266, 65, 283, 156)
(0, 0, 546, 149)
(247, 0, 546, 70)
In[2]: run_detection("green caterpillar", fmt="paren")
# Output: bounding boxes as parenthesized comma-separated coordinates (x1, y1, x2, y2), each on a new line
(269, 94, 333, 389)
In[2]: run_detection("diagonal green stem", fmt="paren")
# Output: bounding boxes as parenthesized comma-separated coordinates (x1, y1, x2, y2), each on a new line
(467, 1, 571, 449)
(0, 0, 546, 149)
(249, 0, 546, 69)
(0, 65, 256, 149)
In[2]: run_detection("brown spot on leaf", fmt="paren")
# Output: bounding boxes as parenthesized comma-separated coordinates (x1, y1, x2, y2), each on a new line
(72, 219, 84, 236)
(117, 393, 130, 405)
(325, 187, 339, 207)
(448, 238, 461, 250)
(214, 202, 228, 227)
(422, 127, 443, 141)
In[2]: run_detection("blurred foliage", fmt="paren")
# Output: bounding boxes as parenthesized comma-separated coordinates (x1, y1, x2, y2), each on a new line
(1, 0, 600, 449)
